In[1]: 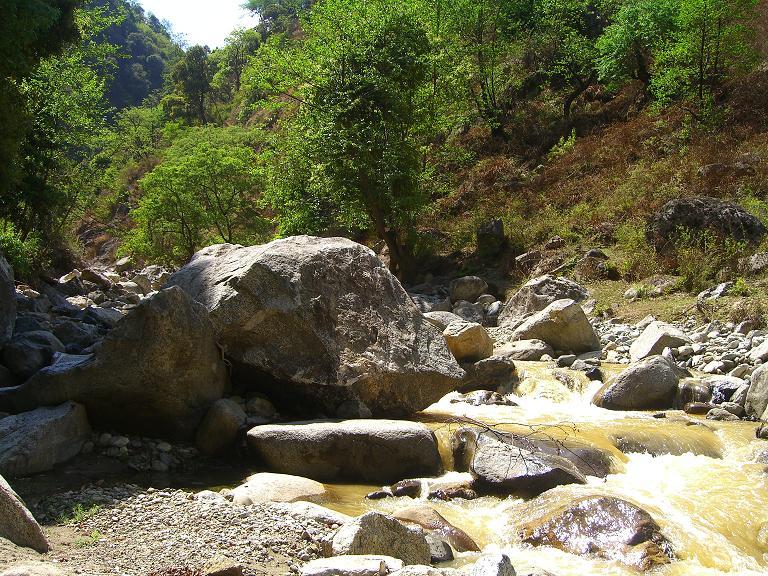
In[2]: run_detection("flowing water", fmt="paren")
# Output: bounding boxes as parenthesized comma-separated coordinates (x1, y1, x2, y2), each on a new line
(321, 361, 768, 576)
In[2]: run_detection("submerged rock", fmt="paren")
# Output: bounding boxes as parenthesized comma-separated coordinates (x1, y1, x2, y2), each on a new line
(0, 287, 227, 440)
(519, 495, 674, 570)
(0, 474, 49, 552)
(247, 419, 442, 483)
(167, 237, 463, 418)
(332, 511, 431, 566)
(0, 402, 90, 477)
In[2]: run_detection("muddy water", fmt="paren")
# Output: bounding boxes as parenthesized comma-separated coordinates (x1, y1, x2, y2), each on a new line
(322, 362, 768, 576)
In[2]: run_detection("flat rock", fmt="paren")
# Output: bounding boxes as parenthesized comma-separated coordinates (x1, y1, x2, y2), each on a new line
(247, 420, 442, 483)
(231, 473, 326, 505)
(300, 556, 404, 576)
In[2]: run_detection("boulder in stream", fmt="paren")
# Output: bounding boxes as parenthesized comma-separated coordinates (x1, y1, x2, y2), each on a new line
(442, 321, 494, 363)
(519, 495, 674, 570)
(393, 505, 479, 552)
(0, 287, 227, 440)
(593, 356, 679, 411)
(0, 474, 49, 552)
(247, 419, 442, 483)
(166, 237, 464, 418)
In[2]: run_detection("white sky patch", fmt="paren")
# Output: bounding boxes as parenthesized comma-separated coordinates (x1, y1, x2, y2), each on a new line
(137, 0, 259, 49)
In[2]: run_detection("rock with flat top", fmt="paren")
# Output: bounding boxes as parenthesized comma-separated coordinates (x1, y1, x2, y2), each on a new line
(443, 321, 494, 363)
(231, 473, 326, 505)
(300, 556, 404, 576)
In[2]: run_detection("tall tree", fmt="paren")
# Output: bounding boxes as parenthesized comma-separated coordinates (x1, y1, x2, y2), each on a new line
(172, 45, 212, 124)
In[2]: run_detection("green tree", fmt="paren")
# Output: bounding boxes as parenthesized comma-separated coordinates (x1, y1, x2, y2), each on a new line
(172, 45, 212, 123)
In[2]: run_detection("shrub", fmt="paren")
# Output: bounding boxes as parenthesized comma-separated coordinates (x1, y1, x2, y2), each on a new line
(614, 221, 659, 280)
(727, 298, 765, 328)
(0, 224, 45, 279)
(674, 229, 750, 293)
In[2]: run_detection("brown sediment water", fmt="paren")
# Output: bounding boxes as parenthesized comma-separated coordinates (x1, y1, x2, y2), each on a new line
(320, 361, 768, 576)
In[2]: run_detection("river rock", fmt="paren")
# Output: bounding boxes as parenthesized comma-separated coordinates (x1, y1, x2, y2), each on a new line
(390, 567, 458, 576)
(453, 429, 586, 495)
(52, 320, 100, 351)
(706, 407, 740, 421)
(443, 321, 494, 363)
(468, 554, 516, 576)
(332, 511, 431, 565)
(0, 287, 227, 440)
(247, 420, 442, 483)
(448, 276, 488, 304)
(519, 495, 673, 570)
(507, 299, 600, 354)
(423, 311, 463, 331)
(646, 196, 766, 253)
(300, 556, 404, 576)
(2, 331, 65, 380)
(231, 472, 326, 505)
(498, 275, 588, 326)
(0, 402, 90, 477)
(593, 356, 679, 411)
(745, 364, 768, 420)
(196, 399, 247, 456)
(0, 255, 15, 347)
(457, 355, 517, 393)
(629, 321, 691, 362)
(0, 474, 49, 552)
(166, 237, 463, 418)
(495, 339, 554, 361)
(675, 379, 712, 408)
(393, 505, 479, 552)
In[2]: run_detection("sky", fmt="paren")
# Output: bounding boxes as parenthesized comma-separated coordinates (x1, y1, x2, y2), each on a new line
(137, 0, 259, 49)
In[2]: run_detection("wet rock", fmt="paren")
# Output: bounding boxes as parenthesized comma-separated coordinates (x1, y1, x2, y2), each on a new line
(519, 495, 673, 570)
(1, 288, 227, 440)
(450, 390, 516, 407)
(0, 402, 91, 477)
(593, 356, 679, 411)
(452, 429, 586, 495)
(391, 479, 422, 498)
(2, 331, 65, 380)
(675, 379, 712, 408)
(468, 554, 516, 576)
(507, 299, 600, 354)
(0, 256, 15, 347)
(0, 474, 49, 552)
(300, 556, 404, 576)
(247, 420, 442, 483)
(423, 311, 463, 331)
(706, 407, 740, 421)
(196, 399, 247, 456)
(684, 402, 716, 415)
(449, 276, 488, 304)
(458, 355, 517, 393)
(443, 321, 494, 363)
(629, 321, 691, 362)
(646, 196, 765, 253)
(231, 472, 327, 505)
(393, 505, 479, 552)
(499, 276, 588, 326)
(167, 238, 463, 418)
(495, 339, 554, 361)
(332, 511, 431, 565)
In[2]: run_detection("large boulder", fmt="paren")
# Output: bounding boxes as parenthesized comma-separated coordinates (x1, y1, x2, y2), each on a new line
(448, 276, 488, 304)
(0, 287, 227, 440)
(166, 238, 463, 418)
(506, 299, 600, 354)
(2, 331, 65, 380)
(195, 399, 247, 456)
(332, 511, 431, 566)
(231, 472, 326, 505)
(0, 402, 90, 477)
(457, 354, 517, 393)
(629, 321, 691, 362)
(0, 255, 15, 348)
(494, 340, 554, 361)
(452, 428, 586, 495)
(0, 474, 49, 552)
(646, 196, 766, 253)
(498, 275, 588, 326)
(745, 364, 768, 420)
(442, 321, 494, 363)
(593, 356, 679, 411)
(247, 420, 442, 483)
(519, 495, 674, 570)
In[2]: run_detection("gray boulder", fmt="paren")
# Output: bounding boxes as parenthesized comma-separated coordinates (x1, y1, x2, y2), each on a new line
(423, 311, 463, 331)
(448, 276, 488, 304)
(469, 554, 516, 576)
(231, 472, 326, 505)
(495, 339, 554, 361)
(629, 321, 691, 362)
(593, 356, 679, 411)
(519, 495, 673, 570)
(166, 238, 463, 418)
(0, 255, 15, 347)
(0, 402, 90, 477)
(0, 474, 49, 552)
(300, 556, 404, 576)
(507, 299, 600, 354)
(2, 331, 65, 380)
(195, 399, 247, 456)
(498, 275, 588, 326)
(332, 511, 431, 566)
(247, 420, 442, 483)
(451, 301, 484, 324)
(745, 364, 768, 420)
(443, 321, 494, 363)
(458, 354, 517, 393)
(0, 287, 227, 440)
